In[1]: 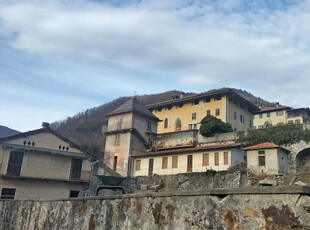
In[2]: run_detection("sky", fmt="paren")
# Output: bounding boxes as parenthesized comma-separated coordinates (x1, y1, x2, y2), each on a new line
(1, 0, 310, 132)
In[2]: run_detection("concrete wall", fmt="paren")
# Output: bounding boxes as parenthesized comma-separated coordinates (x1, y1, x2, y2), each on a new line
(0, 178, 86, 200)
(0, 187, 310, 229)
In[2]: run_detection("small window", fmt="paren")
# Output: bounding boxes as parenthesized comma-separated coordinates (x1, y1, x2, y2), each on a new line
(249, 119, 253, 128)
(1, 188, 15, 199)
(240, 103, 244, 109)
(178, 103, 183, 108)
(194, 99, 199, 105)
(172, 156, 178, 168)
(113, 156, 118, 171)
(259, 114, 263, 119)
(258, 150, 265, 167)
(168, 105, 172, 110)
(70, 191, 79, 198)
(295, 119, 301, 124)
(135, 160, 141, 171)
(215, 95, 221, 101)
(164, 118, 168, 129)
(158, 107, 162, 112)
(147, 121, 152, 131)
(288, 120, 294, 124)
(267, 112, 270, 117)
(276, 111, 283, 116)
(206, 110, 211, 116)
(224, 152, 228, 165)
(205, 97, 210, 103)
(162, 157, 168, 169)
(215, 108, 220, 116)
(203, 154, 209, 166)
(114, 134, 120, 145)
(240, 115, 244, 123)
(117, 117, 122, 130)
(192, 113, 196, 120)
(234, 112, 237, 120)
(214, 152, 219, 166)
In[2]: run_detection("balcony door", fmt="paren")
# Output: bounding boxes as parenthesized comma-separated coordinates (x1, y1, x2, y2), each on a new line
(70, 159, 82, 180)
(148, 159, 154, 176)
(7, 151, 24, 176)
(187, 155, 193, 172)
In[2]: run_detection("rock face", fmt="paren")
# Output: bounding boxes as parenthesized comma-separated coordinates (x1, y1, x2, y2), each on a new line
(1, 187, 310, 230)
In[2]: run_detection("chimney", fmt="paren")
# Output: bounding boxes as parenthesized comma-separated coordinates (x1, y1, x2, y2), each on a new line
(42, 122, 50, 128)
(259, 105, 262, 109)
(276, 102, 280, 107)
(180, 93, 184, 98)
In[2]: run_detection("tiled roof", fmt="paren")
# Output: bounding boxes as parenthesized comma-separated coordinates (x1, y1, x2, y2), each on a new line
(132, 143, 241, 157)
(107, 97, 160, 120)
(243, 142, 279, 150)
(253, 106, 291, 114)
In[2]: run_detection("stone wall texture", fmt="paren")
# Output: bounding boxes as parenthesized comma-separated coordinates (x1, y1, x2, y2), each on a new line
(1, 188, 310, 230)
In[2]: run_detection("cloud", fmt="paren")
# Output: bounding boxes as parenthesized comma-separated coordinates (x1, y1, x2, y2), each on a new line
(1, 0, 310, 130)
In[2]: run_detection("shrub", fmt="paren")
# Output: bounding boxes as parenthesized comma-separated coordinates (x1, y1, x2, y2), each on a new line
(199, 115, 233, 137)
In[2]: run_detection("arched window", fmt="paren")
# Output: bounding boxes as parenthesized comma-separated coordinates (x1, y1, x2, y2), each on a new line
(175, 118, 182, 131)
(164, 118, 168, 129)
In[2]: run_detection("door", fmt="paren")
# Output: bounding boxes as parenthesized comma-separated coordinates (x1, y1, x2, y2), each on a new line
(7, 151, 24, 176)
(148, 159, 154, 176)
(187, 155, 193, 172)
(70, 159, 83, 180)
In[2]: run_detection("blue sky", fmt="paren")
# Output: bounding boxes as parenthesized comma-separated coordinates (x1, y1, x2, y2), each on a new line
(1, 0, 310, 132)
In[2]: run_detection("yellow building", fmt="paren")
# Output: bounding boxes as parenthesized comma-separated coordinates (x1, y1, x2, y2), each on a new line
(0, 123, 93, 200)
(253, 105, 291, 129)
(147, 88, 258, 134)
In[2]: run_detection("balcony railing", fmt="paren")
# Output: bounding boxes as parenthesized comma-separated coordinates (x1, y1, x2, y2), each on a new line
(0, 163, 91, 182)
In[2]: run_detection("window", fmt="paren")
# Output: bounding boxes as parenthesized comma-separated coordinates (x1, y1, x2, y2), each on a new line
(205, 97, 210, 103)
(276, 111, 283, 116)
(267, 112, 270, 117)
(114, 134, 120, 145)
(113, 156, 118, 171)
(215, 108, 220, 116)
(178, 103, 183, 108)
(168, 105, 172, 110)
(135, 160, 141, 171)
(175, 118, 182, 131)
(148, 159, 154, 176)
(164, 118, 168, 129)
(258, 125, 265, 129)
(215, 96, 221, 101)
(203, 154, 209, 166)
(70, 191, 79, 198)
(249, 119, 253, 128)
(288, 120, 293, 125)
(192, 113, 196, 120)
(240, 104, 244, 109)
(240, 115, 244, 123)
(70, 159, 83, 180)
(234, 112, 237, 120)
(162, 157, 168, 169)
(187, 155, 193, 172)
(172, 156, 178, 168)
(1, 188, 15, 199)
(295, 119, 301, 124)
(194, 99, 199, 105)
(158, 107, 162, 112)
(206, 110, 211, 116)
(259, 114, 263, 119)
(7, 151, 24, 176)
(214, 152, 219, 166)
(147, 121, 152, 131)
(117, 117, 122, 130)
(253, 126, 256, 129)
(258, 150, 265, 166)
(224, 152, 228, 165)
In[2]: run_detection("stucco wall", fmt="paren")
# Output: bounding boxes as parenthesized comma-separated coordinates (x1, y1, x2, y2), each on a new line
(247, 149, 280, 174)
(107, 113, 133, 132)
(0, 187, 309, 229)
(227, 100, 254, 131)
(253, 110, 287, 129)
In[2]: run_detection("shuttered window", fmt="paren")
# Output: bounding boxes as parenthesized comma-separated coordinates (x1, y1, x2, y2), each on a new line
(258, 150, 265, 166)
(135, 160, 141, 171)
(172, 156, 178, 168)
(203, 154, 209, 166)
(162, 157, 168, 169)
(224, 152, 228, 165)
(214, 152, 219, 166)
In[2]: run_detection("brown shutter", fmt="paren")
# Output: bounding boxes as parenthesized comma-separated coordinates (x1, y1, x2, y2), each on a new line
(224, 152, 228, 165)
(135, 160, 141, 171)
(203, 154, 209, 166)
(259, 156, 265, 166)
(214, 152, 219, 166)
(172, 156, 178, 168)
(162, 157, 168, 169)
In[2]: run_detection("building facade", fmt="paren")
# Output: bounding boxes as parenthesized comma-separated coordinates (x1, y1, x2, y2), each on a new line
(0, 124, 93, 200)
(147, 88, 258, 134)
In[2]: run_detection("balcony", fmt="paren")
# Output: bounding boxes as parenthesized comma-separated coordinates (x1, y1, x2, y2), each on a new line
(154, 130, 198, 150)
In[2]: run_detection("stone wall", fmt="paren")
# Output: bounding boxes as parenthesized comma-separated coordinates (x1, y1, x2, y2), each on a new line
(0, 187, 310, 230)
